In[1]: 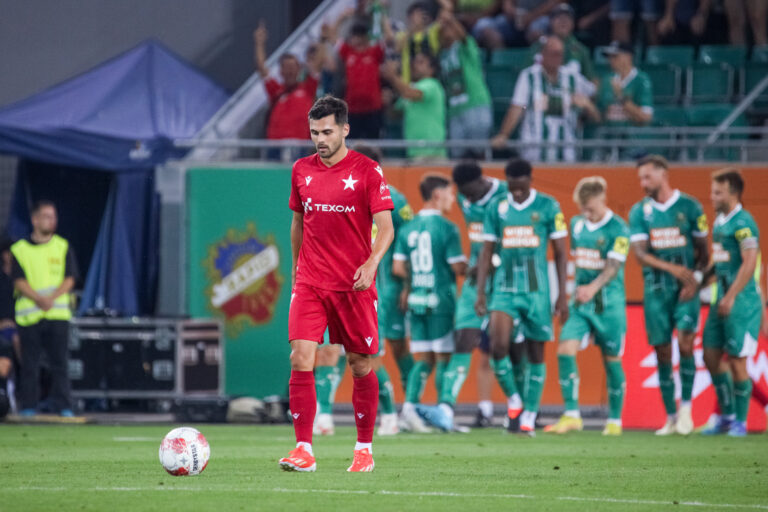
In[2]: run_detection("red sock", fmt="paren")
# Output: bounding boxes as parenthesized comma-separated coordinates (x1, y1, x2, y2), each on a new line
(352, 370, 379, 444)
(289, 370, 316, 444)
(752, 379, 768, 408)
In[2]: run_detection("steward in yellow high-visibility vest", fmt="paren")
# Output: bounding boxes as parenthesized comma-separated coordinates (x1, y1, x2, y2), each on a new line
(10, 200, 78, 417)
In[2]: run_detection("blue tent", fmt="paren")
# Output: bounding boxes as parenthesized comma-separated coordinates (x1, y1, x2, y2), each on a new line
(0, 40, 229, 316)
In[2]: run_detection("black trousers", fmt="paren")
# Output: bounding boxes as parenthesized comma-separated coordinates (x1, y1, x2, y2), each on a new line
(18, 319, 71, 412)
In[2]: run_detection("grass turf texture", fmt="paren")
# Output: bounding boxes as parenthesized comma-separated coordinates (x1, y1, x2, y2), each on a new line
(1, 425, 766, 511)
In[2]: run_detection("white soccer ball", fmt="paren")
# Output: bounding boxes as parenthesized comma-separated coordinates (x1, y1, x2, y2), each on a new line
(158, 427, 210, 476)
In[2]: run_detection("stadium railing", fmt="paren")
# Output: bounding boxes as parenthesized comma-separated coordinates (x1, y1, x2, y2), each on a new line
(175, 126, 768, 163)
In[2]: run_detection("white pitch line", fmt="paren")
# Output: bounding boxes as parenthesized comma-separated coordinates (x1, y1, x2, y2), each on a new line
(10, 486, 768, 510)
(113, 437, 157, 442)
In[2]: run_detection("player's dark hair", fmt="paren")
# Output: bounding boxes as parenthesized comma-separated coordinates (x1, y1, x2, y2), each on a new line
(420, 173, 451, 201)
(452, 161, 482, 186)
(353, 144, 383, 164)
(636, 154, 668, 171)
(31, 199, 56, 215)
(407, 1, 431, 16)
(308, 95, 349, 126)
(350, 22, 370, 38)
(712, 167, 744, 199)
(504, 158, 532, 178)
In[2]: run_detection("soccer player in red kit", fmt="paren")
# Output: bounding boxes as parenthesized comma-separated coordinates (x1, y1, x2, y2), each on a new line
(279, 95, 395, 473)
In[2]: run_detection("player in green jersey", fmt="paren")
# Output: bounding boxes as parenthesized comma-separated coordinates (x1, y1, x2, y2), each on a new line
(701, 168, 761, 437)
(312, 145, 411, 437)
(629, 155, 709, 436)
(475, 158, 569, 435)
(545, 177, 630, 436)
(431, 161, 523, 430)
(393, 174, 467, 433)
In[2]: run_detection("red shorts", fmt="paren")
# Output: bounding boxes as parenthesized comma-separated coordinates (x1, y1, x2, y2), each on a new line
(288, 283, 379, 354)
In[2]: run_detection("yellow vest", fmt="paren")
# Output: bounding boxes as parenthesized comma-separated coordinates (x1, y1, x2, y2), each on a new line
(10, 235, 72, 326)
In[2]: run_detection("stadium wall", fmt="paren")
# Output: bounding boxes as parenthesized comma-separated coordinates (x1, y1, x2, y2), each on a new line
(182, 163, 767, 428)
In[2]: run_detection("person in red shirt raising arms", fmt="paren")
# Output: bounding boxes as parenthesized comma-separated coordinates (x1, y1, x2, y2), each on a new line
(280, 95, 395, 473)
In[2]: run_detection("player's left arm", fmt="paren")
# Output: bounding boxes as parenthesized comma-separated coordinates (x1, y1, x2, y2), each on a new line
(354, 210, 394, 291)
(718, 227, 759, 317)
(290, 211, 304, 289)
(549, 206, 569, 321)
(576, 233, 629, 304)
(684, 204, 710, 300)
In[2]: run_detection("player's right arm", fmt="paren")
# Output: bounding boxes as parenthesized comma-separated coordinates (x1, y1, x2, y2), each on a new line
(290, 211, 303, 290)
(475, 203, 500, 316)
(628, 203, 697, 289)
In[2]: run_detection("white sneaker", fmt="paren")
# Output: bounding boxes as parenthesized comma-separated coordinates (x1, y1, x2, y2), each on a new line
(313, 412, 334, 436)
(400, 407, 433, 433)
(655, 417, 677, 436)
(675, 404, 694, 435)
(377, 413, 399, 436)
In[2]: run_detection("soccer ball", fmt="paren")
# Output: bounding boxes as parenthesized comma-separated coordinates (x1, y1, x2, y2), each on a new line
(158, 427, 210, 476)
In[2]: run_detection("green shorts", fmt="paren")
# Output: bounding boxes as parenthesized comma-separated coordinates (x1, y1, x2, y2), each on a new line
(643, 289, 699, 346)
(702, 293, 761, 358)
(560, 303, 626, 357)
(455, 279, 488, 330)
(408, 313, 455, 353)
(378, 287, 406, 341)
(489, 291, 553, 342)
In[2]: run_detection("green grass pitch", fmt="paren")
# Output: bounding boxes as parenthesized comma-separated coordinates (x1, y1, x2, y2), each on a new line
(1, 424, 766, 511)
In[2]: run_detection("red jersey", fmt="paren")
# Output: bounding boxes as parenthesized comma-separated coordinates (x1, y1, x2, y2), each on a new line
(289, 149, 394, 291)
(264, 75, 318, 139)
(339, 43, 384, 114)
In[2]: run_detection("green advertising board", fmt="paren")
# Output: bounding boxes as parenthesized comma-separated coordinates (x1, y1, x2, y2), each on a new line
(186, 166, 293, 398)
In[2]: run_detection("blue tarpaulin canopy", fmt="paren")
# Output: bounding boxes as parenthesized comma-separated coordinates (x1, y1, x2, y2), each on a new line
(0, 40, 229, 315)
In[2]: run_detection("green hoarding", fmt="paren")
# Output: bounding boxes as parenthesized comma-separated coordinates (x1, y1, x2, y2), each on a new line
(186, 166, 292, 398)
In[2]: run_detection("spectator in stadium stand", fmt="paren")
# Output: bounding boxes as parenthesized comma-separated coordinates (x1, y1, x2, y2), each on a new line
(437, 5, 493, 155)
(0, 238, 19, 419)
(527, 4, 598, 85)
(490, 35, 599, 162)
(254, 20, 322, 157)
(327, 8, 393, 139)
(381, 53, 447, 159)
(723, 0, 767, 45)
(573, 0, 611, 46)
(471, 0, 531, 48)
(396, 1, 442, 83)
(657, 0, 712, 44)
(10, 201, 78, 418)
(610, 0, 662, 44)
(596, 41, 653, 129)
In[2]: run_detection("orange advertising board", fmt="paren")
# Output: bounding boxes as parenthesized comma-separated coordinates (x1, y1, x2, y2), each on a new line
(334, 164, 768, 408)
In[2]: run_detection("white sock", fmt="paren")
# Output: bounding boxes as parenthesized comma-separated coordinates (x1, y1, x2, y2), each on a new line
(402, 402, 415, 416)
(507, 394, 523, 411)
(607, 418, 622, 427)
(354, 442, 372, 453)
(478, 400, 493, 418)
(520, 410, 536, 428)
(297, 442, 313, 456)
(564, 410, 581, 419)
(667, 414, 676, 423)
(438, 403, 454, 420)
(680, 400, 692, 409)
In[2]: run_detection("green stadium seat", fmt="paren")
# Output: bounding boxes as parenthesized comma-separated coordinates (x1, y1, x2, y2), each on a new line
(751, 45, 768, 63)
(645, 45, 694, 67)
(743, 63, 768, 106)
(492, 99, 513, 134)
(686, 63, 734, 103)
(595, 63, 612, 82)
(685, 103, 747, 160)
(643, 106, 687, 158)
(644, 64, 682, 104)
(489, 48, 530, 67)
(485, 65, 519, 101)
(698, 45, 747, 65)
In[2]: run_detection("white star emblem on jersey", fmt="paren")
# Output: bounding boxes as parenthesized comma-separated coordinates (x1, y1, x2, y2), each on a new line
(374, 165, 383, 177)
(305, 176, 312, 186)
(342, 173, 358, 191)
